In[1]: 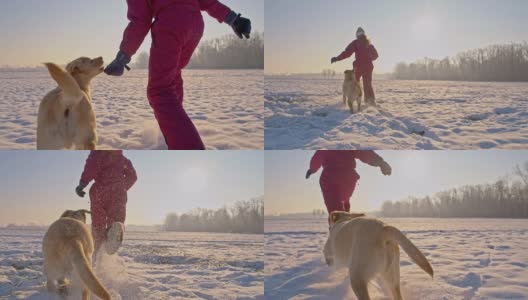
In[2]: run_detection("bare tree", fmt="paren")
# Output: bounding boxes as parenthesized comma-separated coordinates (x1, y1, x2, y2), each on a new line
(380, 162, 528, 218)
(133, 51, 150, 69)
(163, 196, 264, 233)
(393, 42, 528, 82)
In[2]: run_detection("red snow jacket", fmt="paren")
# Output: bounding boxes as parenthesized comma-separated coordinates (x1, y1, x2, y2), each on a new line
(309, 150, 383, 186)
(80, 151, 137, 191)
(120, 0, 231, 56)
(336, 39, 379, 69)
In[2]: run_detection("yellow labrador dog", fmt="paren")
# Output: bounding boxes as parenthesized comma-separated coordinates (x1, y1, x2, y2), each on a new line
(343, 70, 362, 114)
(323, 212, 433, 300)
(43, 209, 111, 300)
(37, 57, 104, 149)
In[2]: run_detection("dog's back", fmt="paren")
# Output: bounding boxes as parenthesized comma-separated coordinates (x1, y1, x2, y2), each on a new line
(43, 216, 110, 300)
(37, 88, 95, 149)
(326, 214, 433, 299)
(329, 217, 386, 270)
(37, 62, 97, 150)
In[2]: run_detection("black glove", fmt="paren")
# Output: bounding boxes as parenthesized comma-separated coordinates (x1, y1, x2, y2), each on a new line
(305, 169, 313, 179)
(225, 11, 251, 39)
(104, 50, 131, 76)
(380, 161, 392, 176)
(76, 182, 87, 198)
(331, 57, 338, 64)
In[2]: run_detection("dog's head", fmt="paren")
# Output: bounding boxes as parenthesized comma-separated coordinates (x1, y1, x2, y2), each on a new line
(66, 57, 104, 80)
(329, 211, 365, 227)
(60, 209, 91, 223)
(344, 70, 356, 81)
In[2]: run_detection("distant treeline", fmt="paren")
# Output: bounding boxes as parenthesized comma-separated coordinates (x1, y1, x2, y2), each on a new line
(393, 42, 528, 82)
(133, 32, 264, 70)
(380, 163, 528, 218)
(163, 197, 264, 234)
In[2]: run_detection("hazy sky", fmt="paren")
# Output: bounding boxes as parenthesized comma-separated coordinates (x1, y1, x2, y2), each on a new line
(0, 0, 263, 67)
(265, 0, 528, 74)
(265, 151, 528, 215)
(0, 151, 263, 225)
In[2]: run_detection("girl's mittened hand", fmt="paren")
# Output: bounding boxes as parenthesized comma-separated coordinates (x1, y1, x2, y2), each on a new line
(380, 161, 392, 176)
(75, 185, 86, 198)
(104, 50, 132, 76)
(305, 169, 313, 179)
(225, 11, 251, 39)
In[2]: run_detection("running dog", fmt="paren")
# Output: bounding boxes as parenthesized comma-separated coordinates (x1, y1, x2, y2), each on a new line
(323, 211, 433, 300)
(343, 70, 362, 113)
(42, 209, 111, 300)
(37, 57, 104, 149)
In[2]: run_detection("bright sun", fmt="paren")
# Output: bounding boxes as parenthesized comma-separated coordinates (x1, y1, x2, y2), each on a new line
(411, 15, 438, 40)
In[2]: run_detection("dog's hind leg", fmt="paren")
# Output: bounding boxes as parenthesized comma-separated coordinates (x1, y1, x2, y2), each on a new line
(82, 288, 90, 300)
(350, 278, 371, 300)
(382, 243, 403, 300)
(323, 239, 334, 266)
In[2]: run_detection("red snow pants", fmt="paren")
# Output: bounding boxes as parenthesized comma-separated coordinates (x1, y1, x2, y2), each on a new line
(89, 184, 127, 252)
(355, 65, 375, 102)
(147, 6, 205, 150)
(320, 177, 358, 213)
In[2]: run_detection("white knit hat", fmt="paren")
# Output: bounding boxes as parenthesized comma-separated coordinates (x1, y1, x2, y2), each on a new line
(356, 27, 365, 38)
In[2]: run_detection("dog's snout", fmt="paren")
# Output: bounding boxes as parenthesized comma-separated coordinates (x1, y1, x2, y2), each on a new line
(93, 57, 104, 65)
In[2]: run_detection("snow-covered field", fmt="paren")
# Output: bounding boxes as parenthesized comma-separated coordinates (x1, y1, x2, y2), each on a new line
(265, 216, 528, 299)
(0, 228, 264, 299)
(0, 69, 263, 150)
(265, 75, 528, 149)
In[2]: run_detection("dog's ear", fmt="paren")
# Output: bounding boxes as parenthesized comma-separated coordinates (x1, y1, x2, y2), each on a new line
(70, 66, 80, 75)
(60, 210, 75, 219)
(74, 209, 91, 223)
(330, 211, 365, 224)
(65, 62, 80, 75)
(349, 213, 366, 219)
(330, 211, 343, 224)
(44, 63, 82, 99)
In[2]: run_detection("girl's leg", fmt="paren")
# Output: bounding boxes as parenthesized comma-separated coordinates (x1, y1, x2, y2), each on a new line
(362, 66, 375, 104)
(101, 189, 127, 255)
(89, 187, 107, 255)
(107, 191, 127, 224)
(342, 178, 358, 213)
(322, 185, 347, 214)
(354, 68, 362, 82)
(147, 10, 205, 150)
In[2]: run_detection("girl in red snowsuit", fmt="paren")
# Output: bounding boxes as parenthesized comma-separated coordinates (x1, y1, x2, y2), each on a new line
(332, 27, 379, 104)
(76, 151, 137, 253)
(306, 150, 391, 214)
(104, 0, 251, 150)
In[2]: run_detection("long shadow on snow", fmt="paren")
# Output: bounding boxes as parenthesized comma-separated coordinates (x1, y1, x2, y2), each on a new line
(265, 258, 351, 299)
(264, 92, 353, 150)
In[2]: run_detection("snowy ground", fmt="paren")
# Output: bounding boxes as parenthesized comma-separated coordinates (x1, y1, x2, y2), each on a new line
(0, 228, 264, 299)
(0, 69, 263, 150)
(265, 75, 528, 149)
(265, 216, 528, 299)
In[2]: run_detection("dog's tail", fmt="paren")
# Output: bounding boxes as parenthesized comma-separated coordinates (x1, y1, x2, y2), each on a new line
(382, 226, 434, 278)
(68, 241, 111, 300)
(43, 63, 84, 107)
